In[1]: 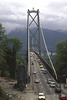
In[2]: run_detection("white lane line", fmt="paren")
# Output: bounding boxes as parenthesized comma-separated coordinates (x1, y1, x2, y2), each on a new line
(53, 94, 59, 100)
(54, 94, 56, 96)
(41, 85, 43, 89)
(46, 98, 48, 100)
(43, 91, 45, 93)
(40, 82, 41, 84)
(43, 79, 47, 82)
(45, 80, 47, 82)
(47, 84, 50, 87)
(49, 88, 52, 91)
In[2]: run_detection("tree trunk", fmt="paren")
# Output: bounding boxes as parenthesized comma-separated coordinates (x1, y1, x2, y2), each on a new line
(9, 52, 16, 79)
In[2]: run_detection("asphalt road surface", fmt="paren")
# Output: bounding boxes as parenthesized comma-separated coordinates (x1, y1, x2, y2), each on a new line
(30, 52, 60, 100)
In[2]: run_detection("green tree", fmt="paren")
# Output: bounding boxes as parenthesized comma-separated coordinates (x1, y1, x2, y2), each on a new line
(0, 23, 6, 55)
(2, 37, 23, 78)
(54, 40, 67, 76)
(16, 54, 24, 67)
(0, 56, 9, 77)
(0, 23, 7, 76)
(0, 23, 5, 41)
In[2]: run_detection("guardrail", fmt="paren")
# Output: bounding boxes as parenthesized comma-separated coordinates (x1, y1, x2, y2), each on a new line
(34, 51, 57, 81)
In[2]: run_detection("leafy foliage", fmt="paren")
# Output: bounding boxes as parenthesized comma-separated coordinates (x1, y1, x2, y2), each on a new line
(0, 23, 7, 76)
(0, 23, 5, 41)
(1, 37, 23, 78)
(16, 54, 24, 67)
(0, 86, 10, 100)
(0, 23, 24, 79)
(54, 40, 67, 76)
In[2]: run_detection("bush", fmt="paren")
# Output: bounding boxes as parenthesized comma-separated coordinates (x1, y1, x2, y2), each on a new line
(0, 87, 10, 100)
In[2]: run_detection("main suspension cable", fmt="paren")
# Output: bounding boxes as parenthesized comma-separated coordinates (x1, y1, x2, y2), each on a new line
(40, 24, 57, 79)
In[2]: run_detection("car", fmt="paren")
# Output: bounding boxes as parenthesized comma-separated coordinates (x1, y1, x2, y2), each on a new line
(37, 59, 40, 62)
(31, 57, 33, 60)
(34, 79, 39, 83)
(39, 62, 42, 65)
(41, 68, 45, 71)
(59, 93, 67, 100)
(64, 85, 67, 88)
(47, 79, 52, 84)
(43, 69, 47, 74)
(40, 65, 43, 68)
(33, 71, 36, 74)
(49, 81, 56, 88)
(31, 62, 34, 65)
(36, 57, 39, 59)
(55, 86, 61, 93)
(38, 93, 46, 100)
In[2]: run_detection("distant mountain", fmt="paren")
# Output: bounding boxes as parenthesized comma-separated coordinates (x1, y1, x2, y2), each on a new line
(42, 29, 67, 52)
(8, 28, 67, 52)
(8, 28, 27, 51)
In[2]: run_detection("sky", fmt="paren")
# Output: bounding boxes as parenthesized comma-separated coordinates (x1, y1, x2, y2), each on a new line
(0, 0, 67, 32)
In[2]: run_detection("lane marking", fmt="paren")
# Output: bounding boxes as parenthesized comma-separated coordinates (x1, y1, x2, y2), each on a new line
(45, 80, 47, 82)
(39, 82, 41, 84)
(54, 94, 56, 96)
(49, 88, 52, 91)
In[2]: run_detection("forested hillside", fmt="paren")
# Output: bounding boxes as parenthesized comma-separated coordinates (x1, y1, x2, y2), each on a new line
(8, 28, 67, 52)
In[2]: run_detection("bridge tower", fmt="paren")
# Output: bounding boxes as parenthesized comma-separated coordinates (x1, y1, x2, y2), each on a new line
(27, 8, 41, 55)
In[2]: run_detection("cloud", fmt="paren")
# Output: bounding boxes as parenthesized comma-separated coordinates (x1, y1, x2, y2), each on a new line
(47, 1, 67, 17)
(0, 0, 67, 31)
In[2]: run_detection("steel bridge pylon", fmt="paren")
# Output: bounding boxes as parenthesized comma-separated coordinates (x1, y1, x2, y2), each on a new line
(27, 8, 41, 55)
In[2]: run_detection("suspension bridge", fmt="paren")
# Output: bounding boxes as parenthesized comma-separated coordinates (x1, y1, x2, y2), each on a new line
(26, 8, 58, 83)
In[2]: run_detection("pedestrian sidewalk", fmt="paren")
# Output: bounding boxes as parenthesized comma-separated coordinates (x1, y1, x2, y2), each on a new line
(61, 84, 67, 94)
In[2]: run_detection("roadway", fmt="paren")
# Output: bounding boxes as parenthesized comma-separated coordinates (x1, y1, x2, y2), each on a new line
(30, 52, 60, 100)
